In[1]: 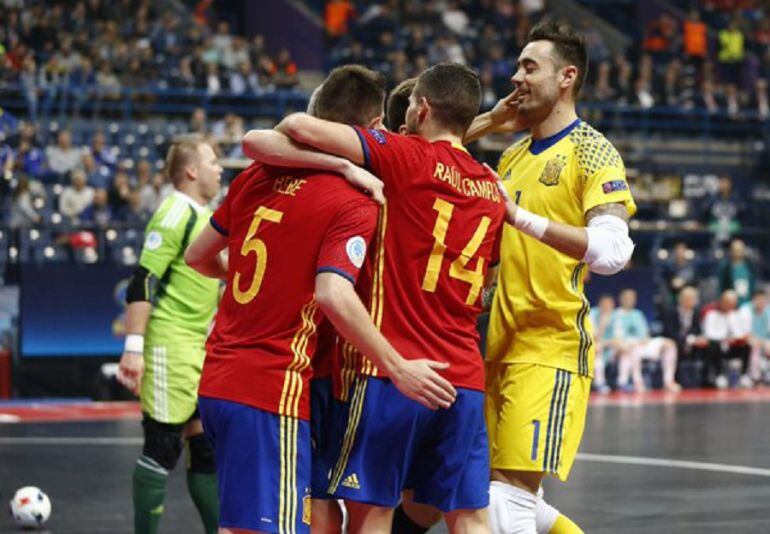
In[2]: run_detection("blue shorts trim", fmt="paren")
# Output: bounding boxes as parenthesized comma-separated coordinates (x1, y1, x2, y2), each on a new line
(327, 377, 489, 512)
(199, 396, 311, 533)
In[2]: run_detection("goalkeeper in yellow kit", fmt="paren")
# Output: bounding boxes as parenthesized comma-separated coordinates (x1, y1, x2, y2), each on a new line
(465, 20, 637, 534)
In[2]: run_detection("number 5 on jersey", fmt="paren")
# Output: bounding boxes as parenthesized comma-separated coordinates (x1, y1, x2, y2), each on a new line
(233, 206, 283, 304)
(421, 198, 491, 306)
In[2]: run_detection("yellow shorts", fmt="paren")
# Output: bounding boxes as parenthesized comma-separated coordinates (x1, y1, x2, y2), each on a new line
(485, 362, 590, 481)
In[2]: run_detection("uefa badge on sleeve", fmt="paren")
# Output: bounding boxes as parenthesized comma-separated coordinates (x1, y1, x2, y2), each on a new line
(144, 230, 163, 250)
(346, 236, 367, 268)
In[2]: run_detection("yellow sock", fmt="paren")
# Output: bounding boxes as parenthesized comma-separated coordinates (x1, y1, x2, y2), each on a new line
(548, 513, 584, 534)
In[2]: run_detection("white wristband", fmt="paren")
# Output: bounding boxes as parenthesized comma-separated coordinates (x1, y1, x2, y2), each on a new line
(513, 206, 549, 240)
(124, 334, 144, 354)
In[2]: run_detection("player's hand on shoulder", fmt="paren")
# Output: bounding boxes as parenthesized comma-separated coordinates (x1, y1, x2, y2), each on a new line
(117, 352, 144, 396)
(391, 358, 457, 410)
(340, 160, 385, 205)
(483, 163, 518, 224)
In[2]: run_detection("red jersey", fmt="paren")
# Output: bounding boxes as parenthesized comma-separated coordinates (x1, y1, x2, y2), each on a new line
(337, 128, 505, 399)
(199, 162, 378, 420)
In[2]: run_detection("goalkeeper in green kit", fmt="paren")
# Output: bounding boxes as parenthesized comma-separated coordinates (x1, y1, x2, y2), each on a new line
(117, 139, 224, 534)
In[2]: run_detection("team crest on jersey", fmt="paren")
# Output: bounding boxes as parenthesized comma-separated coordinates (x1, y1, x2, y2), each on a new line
(539, 158, 564, 186)
(346, 236, 367, 268)
(369, 129, 387, 145)
(144, 231, 163, 250)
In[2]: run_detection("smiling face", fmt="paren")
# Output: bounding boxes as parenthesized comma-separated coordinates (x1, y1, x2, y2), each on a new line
(511, 40, 569, 127)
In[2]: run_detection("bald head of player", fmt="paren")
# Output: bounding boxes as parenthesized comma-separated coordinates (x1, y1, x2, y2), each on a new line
(405, 62, 481, 139)
(165, 138, 223, 205)
(384, 77, 417, 133)
(313, 64, 386, 128)
(511, 20, 587, 129)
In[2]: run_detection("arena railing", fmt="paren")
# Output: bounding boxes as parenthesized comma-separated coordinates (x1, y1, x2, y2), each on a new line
(2, 84, 770, 140)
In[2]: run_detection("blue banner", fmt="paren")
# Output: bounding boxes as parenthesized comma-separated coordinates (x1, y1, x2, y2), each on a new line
(21, 264, 132, 357)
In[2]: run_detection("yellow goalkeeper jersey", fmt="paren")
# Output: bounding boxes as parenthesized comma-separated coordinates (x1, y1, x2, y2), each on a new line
(487, 119, 636, 376)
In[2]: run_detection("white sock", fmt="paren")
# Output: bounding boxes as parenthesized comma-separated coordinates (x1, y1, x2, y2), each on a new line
(489, 480, 538, 534)
(534, 486, 559, 534)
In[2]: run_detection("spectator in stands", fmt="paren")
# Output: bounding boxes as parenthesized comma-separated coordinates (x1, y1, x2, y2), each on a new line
(750, 78, 770, 120)
(662, 241, 697, 304)
(80, 187, 111, 227)
(108, 170, 131, 215)
(20, 56, 39, 121)
(703, 289, 751, 389)
(59, 168, 94, 221)
(95, 63, 122, 101)
(718, 17, 745, 84)
(15, 139, 46, 181)
(613, 289, 681, 392)
(8, 175, 43, 228)
(718, 239, 757, 306)
(211, 112, 244, 145)
(134, 159, 152, 190)
(170, 56, 198, 90)
(662, 286, 709, 386)
(633, 74, 655, 109)
(139, 171, 172, 215)
(703, 175, 744, 243)
(272, 48, 298, 89)
(189, 107, 208, 134)
(590, 294, 616, 394)
(657, 59, 684, 107)
(205, 62, 221, 95)
(117, 188, 145, 223)
(325, 0, 355, 39)
(683, 10, 708, 70)
(0, 134, 14, 180)
(228, 61, 261, 96)
(45, 129, 84, 180)
(739, 290, 770, 383)
(612, 289, 651, 392)
(88, 131, 117, 171)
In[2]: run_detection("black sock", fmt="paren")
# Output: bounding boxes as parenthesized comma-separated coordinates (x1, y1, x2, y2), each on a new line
(392, 503, 431, 534)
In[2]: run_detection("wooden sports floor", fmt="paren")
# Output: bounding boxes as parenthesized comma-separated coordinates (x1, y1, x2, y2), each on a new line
(2, 389, 770, 533)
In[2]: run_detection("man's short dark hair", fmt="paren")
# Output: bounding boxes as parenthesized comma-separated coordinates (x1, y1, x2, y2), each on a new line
(385, 77, 417, 131)
(315, 65, 387, 126)
(413, 63, 481, 136)
(528, 20, 588, 97)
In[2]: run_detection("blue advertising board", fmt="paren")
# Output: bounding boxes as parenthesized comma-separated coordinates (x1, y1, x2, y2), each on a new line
(21, 264, 131, 357)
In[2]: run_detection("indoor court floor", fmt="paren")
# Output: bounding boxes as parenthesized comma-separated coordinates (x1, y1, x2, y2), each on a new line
(1, 390, 770, 533)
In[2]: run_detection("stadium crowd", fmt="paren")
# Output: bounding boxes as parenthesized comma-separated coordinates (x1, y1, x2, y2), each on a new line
(325, 0, 770, 118)
(0, 0, 300, 122)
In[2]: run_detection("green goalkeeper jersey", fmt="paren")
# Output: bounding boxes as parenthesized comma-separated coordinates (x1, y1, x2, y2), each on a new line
(140, 191, 220, 341)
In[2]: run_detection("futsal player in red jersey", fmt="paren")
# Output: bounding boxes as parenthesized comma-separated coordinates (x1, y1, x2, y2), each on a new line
(184, 66, 455, 534)
(244, 62, 506, 534)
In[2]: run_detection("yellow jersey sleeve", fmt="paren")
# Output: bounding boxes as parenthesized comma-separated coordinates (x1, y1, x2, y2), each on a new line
(577, 137, 636, 217)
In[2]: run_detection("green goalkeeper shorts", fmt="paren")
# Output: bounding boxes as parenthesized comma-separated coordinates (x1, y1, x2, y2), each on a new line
(141, 325, 207, 424)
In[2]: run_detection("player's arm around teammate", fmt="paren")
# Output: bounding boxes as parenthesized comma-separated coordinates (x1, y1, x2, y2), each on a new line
(186, 183, 456, 412)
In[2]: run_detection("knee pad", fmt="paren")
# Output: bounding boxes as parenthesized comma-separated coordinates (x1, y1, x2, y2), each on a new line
(186, 433, 216, 474)
(142, 416, 184, 471)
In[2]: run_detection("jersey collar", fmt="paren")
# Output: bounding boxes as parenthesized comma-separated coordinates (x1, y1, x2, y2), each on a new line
(173, 190, 208, 213)
(529, 118, 581, 155)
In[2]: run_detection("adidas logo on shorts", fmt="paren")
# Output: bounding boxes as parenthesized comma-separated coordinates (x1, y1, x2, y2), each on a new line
(341, 473, 361, 490)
